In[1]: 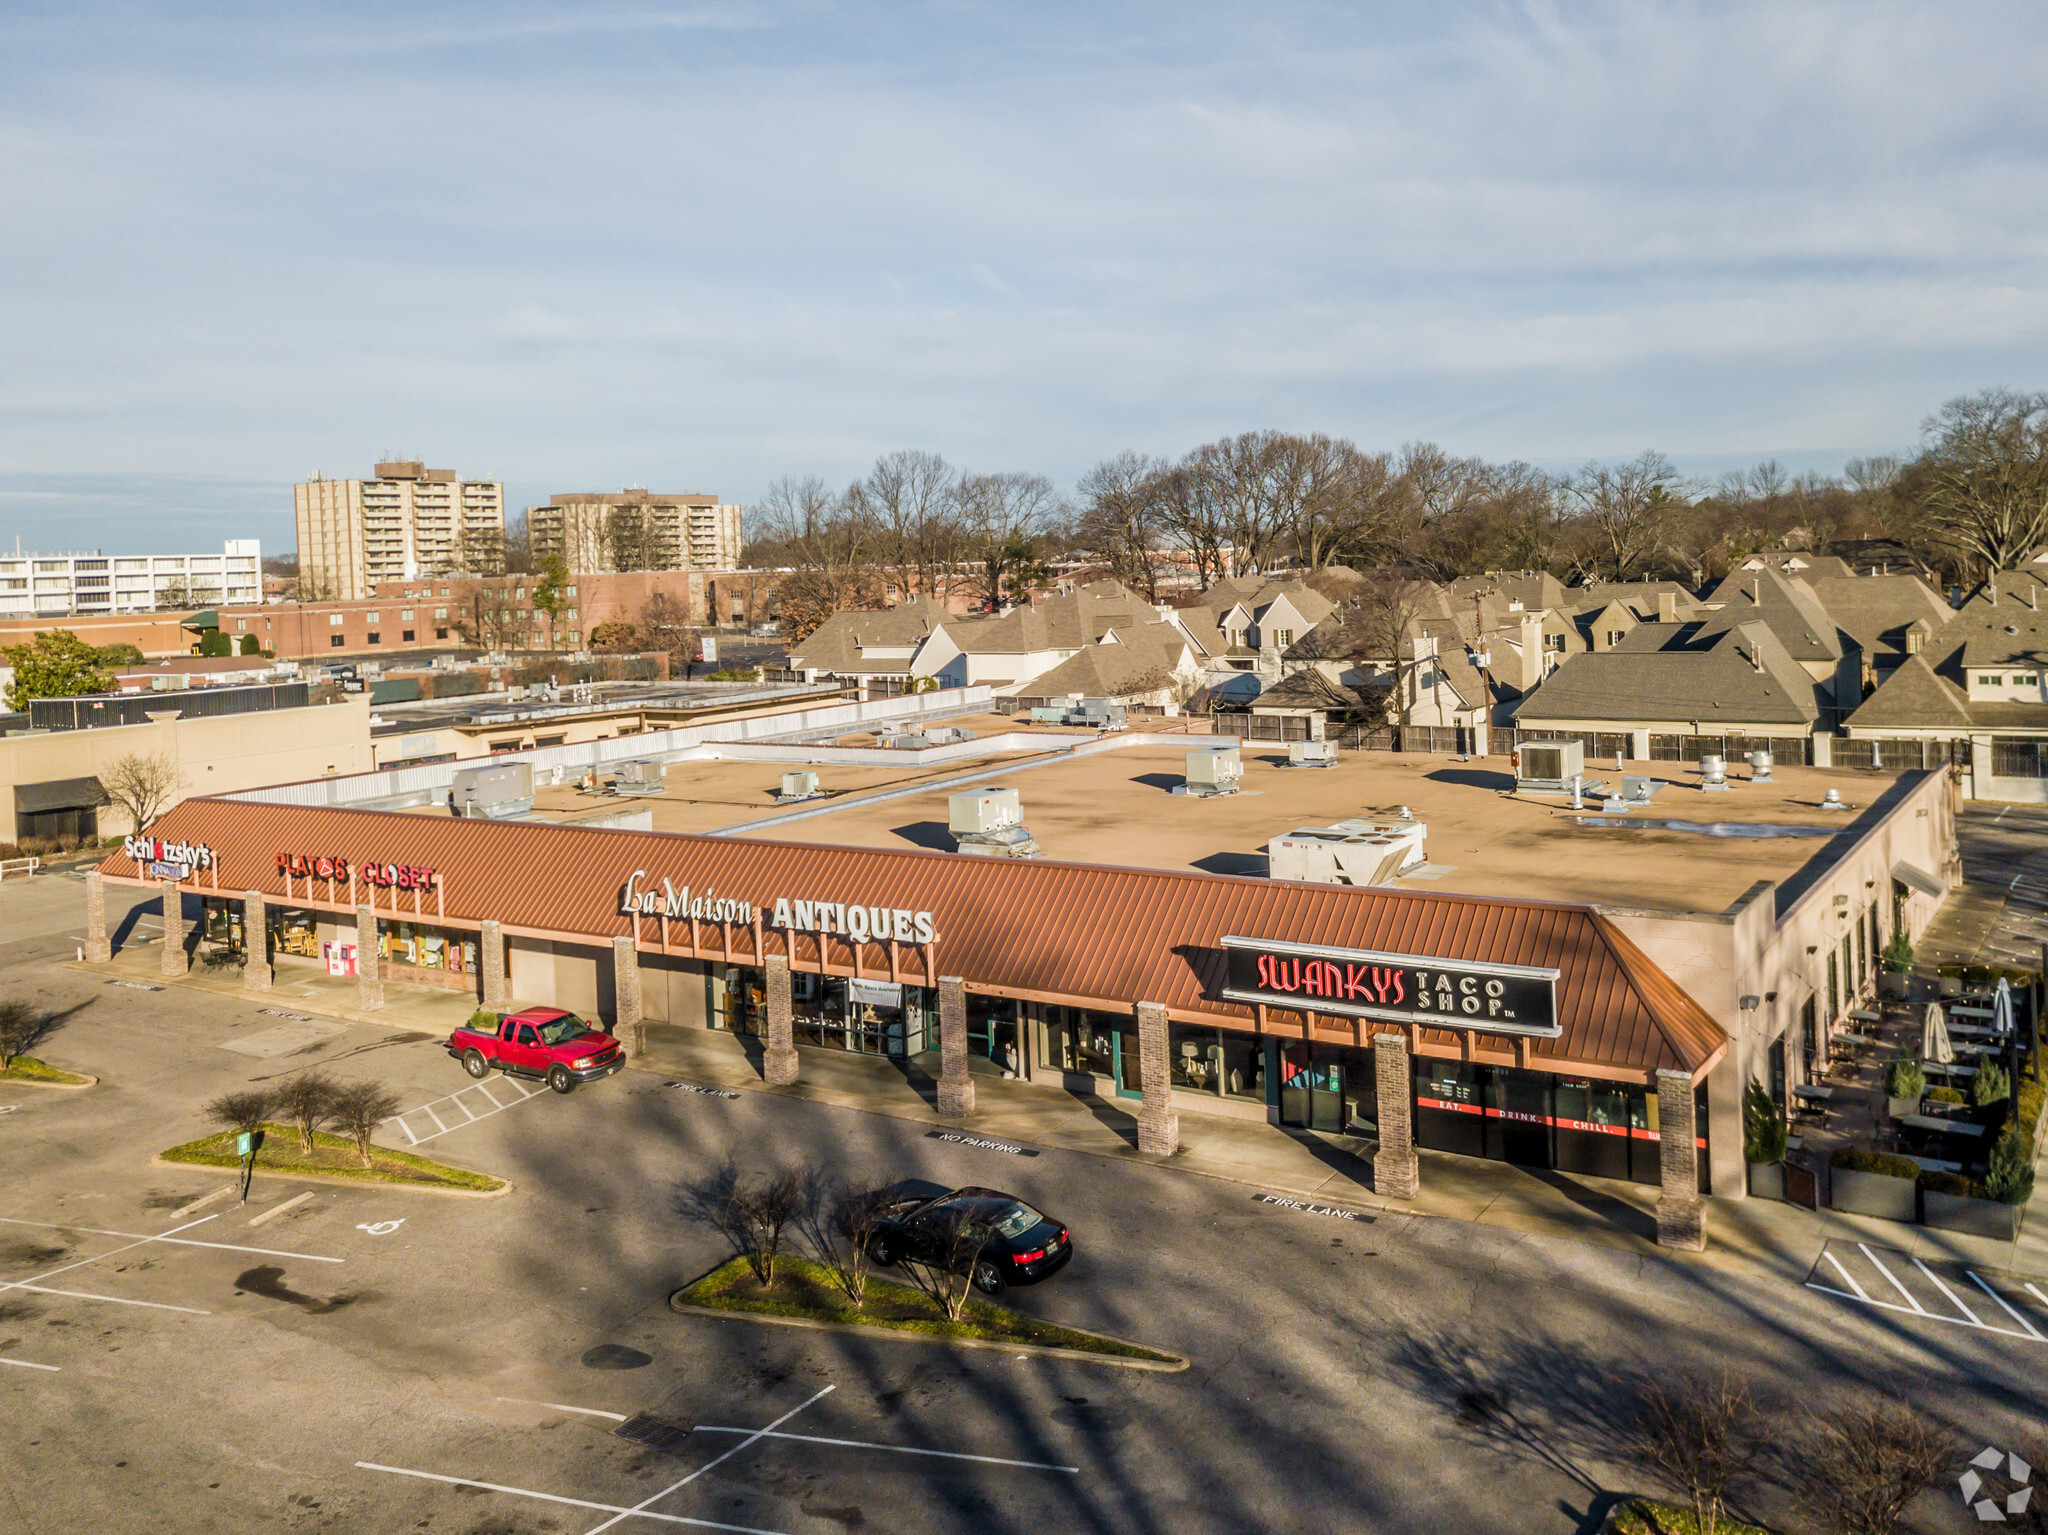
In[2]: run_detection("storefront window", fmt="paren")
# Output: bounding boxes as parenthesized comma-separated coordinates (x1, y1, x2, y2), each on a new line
(710, 964, 765, 1038)
(794, 975, 930, 1057)
(967, 993, 1020, 1073)
(1039, 1007, 1136, 1089)
(1168, 1024, 1265, 1101)
(371, 919, 475, 974)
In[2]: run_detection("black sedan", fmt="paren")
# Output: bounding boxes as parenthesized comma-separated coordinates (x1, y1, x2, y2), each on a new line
(867, 1186, 1071, 1295)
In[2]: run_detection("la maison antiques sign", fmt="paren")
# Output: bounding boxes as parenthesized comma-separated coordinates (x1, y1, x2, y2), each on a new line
(1220, 934, 1560, 1038)
(618, 870, 937, 945)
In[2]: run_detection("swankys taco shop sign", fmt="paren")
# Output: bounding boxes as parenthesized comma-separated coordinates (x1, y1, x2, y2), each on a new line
(618, 869, 937, 945)
(1221, 934, 1560, 1038)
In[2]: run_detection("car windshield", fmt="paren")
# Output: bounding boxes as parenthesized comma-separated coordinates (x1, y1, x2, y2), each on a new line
(536, 1014, 593, 1046)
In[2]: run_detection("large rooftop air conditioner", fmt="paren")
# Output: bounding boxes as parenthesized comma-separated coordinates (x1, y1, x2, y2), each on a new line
(1514, 739, 1585, 793)
(612, 759, 664, 796)
(1182, 747, 1243, 796)
(949, 787, 1038, 856)
(1269, 817, 1428, 885)
(451, 762, 534, 820)
(1287, 740, 1338, 768)
(776, 770, 822, 802)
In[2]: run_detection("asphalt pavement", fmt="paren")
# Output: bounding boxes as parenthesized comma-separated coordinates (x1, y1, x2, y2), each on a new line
(0, 871, 2031, 1535)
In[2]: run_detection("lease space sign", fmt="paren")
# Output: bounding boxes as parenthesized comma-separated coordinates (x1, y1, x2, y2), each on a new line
(1220, 934, 1560, 1038)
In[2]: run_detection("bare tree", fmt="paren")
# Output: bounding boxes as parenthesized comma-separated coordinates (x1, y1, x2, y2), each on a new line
(275, 1070, 339, 1156)
(1151, 462, 1233, 588)
(1075, 452, 1168, 600)
(854, 450, 960, 602)
(756, 474, 887, 642)
(205, 1088, 273, 1138)
(1903, 388, 2048, 575)
(814, 1180, 897, 1312)
(0, 999, 63, 1069)
(99, 751, 182, 836)
(957, 470, 1061, 609)
(326, 1081, 401, 1168)
(707, 1167, 805, 1288)
(639, 591, 691, 660)
(1561, 452, 1686, 579)
(1627, 1372, 1765, 1535)
(1786, 1398, 1956, 1535)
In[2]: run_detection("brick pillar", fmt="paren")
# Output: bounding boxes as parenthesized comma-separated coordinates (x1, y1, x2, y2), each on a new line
(1372, 1033, 1419, 1200)
(355, 903, 384, 1012)
(937, 975, 974, 1117)
(1655, 1069, 1705, 1250)
(84, 872, 111, 962)
(763, 954, 797, 1085)
(241, 890, 271, 992)
(159, 879, 188, 977)
(1135, 1001, 1179, 1155)
(611, 935, 643, 1057)
(479, 919, 507, 1010)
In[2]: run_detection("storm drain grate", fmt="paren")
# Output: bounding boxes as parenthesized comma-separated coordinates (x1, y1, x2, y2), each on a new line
(615, 1414, 693, 1455)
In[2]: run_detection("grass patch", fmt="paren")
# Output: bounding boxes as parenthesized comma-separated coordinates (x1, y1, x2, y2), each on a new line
(160, 1123, 504, 1192)
(1609, 1500, 1770, 1535)
(679, 1255, 1179, 1363)
(1, 1056, 90, 1085)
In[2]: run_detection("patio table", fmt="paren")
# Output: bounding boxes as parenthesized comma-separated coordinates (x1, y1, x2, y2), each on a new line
(1793, 1085, 1834, 1103)
(1897, 1114, 1986, 1137)
(1848, 1008, 1881, 1023)
(1834, 1033, 1874, 1046)
(1947, 1022, 1996, 1038)
(1923, 1061, 1979, 1079)
(1949, 1004, 1995, 1019)
(1904, 1154, 1963, 1173)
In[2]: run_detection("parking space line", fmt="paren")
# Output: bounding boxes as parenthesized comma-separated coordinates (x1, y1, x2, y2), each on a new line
(0, 1356, 60, 1372)
(386, 1077, 547, 1147)
(1912, 1257, 1984, 1325)
(0, 1215, 344, 1264)
(582, 1385, 836, 1535)
(494, 1396, 629, 1421)
(0, 1213, 221, 1294)
(1821, 1251, 1871, 1301)
(451, 1096, 480, 1123)
(355, 1464, 787, 1534)
(474, 1083, 507, 1110)
(1858, 1244, 1925, 1312)
(1969, 1272, 2046, 1340)
(8, 1282, 210, 1315)
(422, 1104, 451, 1135)
(690, 1426, 1079, 1473)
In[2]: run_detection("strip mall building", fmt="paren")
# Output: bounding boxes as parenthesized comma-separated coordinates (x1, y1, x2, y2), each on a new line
(92, 750, 1959, 1251)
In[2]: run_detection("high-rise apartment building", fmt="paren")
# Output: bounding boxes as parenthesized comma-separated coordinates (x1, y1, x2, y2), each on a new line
(296, 460, 505, 601)
(527, 489, 742, 574)
(0, 540, 262, 618)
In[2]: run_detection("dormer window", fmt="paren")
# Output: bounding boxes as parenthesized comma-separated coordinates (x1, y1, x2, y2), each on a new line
(1605, 631, 1626, 647)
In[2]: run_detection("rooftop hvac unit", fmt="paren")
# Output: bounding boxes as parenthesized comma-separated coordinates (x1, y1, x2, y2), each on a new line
(879, 733, 931, 750)
(1287, 740, 1338, 768)
(451, 761, 534, 820)
(612, 759, 664, 796)
(1182, 747, 1242, 796)
(949, 786, 1038, 857)
(1269, 817, 1428, 885)
(776, 770, 822, 802)
(924, 725, 976, 745)
(1603, 775, 1659, 813)
(1028, 707, 1067, 725)
(1514, 739, 1585, 793)
(1064, 698, 1128, 731)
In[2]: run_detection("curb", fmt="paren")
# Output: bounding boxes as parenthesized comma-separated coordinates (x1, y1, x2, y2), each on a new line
(0, 1070, 99, 1091)
(148, 1154, 514, 1199)
(666, 1291, 1188, 1372)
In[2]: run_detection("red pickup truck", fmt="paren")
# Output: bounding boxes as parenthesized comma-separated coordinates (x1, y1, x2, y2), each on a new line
(445, 1007, 625, 1093)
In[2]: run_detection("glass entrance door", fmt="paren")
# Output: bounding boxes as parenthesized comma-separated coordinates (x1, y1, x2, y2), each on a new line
(1278, 1045, 1347, 1131)
(1486, 1068, 1553, 1168)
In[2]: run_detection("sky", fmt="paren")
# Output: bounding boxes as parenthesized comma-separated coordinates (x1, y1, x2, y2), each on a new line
(3, 0, 2047, 556)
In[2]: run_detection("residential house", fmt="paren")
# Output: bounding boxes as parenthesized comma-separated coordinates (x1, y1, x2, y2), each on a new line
(1172, 576, 1340, 694)
(784, 595, 953, 690)
(1689, 567, 1862, 723)
(911, 581, 1165, 694)
(1840, 569, 2048, 800)
(1010, 620, 1202, 709)
(1806, 574, 1952, 690)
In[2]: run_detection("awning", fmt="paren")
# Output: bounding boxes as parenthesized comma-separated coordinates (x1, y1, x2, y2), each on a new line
(182, 610, 220, 630)
(15, 776, 111, 814)
(1892, 860, 1944, 899)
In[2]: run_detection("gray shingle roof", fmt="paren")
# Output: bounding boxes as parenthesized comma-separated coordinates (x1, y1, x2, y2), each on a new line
(1512, 620, 1820, 726)
(1843, 569, 2048, 733)
(1693, 567, 1847, 663)
(1806, 575, 1952, 661)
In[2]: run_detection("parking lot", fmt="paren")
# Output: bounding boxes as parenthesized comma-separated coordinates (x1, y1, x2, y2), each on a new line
(1, 873, 2036, 1533)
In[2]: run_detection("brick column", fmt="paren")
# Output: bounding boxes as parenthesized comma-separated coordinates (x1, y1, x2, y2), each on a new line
(159, 879, 188, 977)
(84, 871, 111, 963)
(1655, 1069, 1705, 1250)
(763, 954, 798, 1085)
(241, 890, 271, 992)
(1135, 1001, 1179, 1155)
(478, 919, 507, 1010)
(355, 903, 384, 1012)
(937, 975, 974, 1117)
(611, 935, 642, 1057)
(1372, 1033, 1419, 1200)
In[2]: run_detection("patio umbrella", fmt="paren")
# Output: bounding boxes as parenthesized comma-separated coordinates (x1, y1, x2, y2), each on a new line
(1993, 976, 2015, 1041)
(1922, 1002, 1955, 1066)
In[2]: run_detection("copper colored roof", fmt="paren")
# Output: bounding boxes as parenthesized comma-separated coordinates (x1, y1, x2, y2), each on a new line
(101, 799, 1727, 1084)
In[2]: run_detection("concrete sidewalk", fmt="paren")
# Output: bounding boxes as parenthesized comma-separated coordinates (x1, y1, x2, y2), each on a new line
(72, 941, 2048, 1289)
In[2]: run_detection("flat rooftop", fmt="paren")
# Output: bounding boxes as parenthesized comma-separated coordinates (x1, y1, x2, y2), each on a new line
(512, 739, 1922, 917)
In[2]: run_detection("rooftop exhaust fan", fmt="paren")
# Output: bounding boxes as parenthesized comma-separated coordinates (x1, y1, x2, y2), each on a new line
(1749, 749, 1774, 782)
(1700, 754, 1730, 791)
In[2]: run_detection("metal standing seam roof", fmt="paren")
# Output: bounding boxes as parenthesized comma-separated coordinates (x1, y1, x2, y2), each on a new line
(99, 798, 1729, 1085)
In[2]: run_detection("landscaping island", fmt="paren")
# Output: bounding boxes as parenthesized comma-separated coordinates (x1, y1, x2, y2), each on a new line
(159, 1124, 506, 1193)
(1, 1055, 93, 1087)
(675, 1255, 1183, 1366)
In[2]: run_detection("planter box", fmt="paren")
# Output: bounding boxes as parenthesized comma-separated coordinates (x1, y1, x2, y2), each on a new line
(1922, 1189, 2023, 1241)
(1831, 1166, 1918, 1222)
(1887, 1095, 1920, 1121)
(1880, 972, 1910, 999)
(1747, 1161, 1784, 1200)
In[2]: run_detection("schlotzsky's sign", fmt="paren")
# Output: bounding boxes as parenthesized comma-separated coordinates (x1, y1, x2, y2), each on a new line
(124, 835, 215, 875)
(618, 870, 937, 945)
(1220, 934, 1560, 1038)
